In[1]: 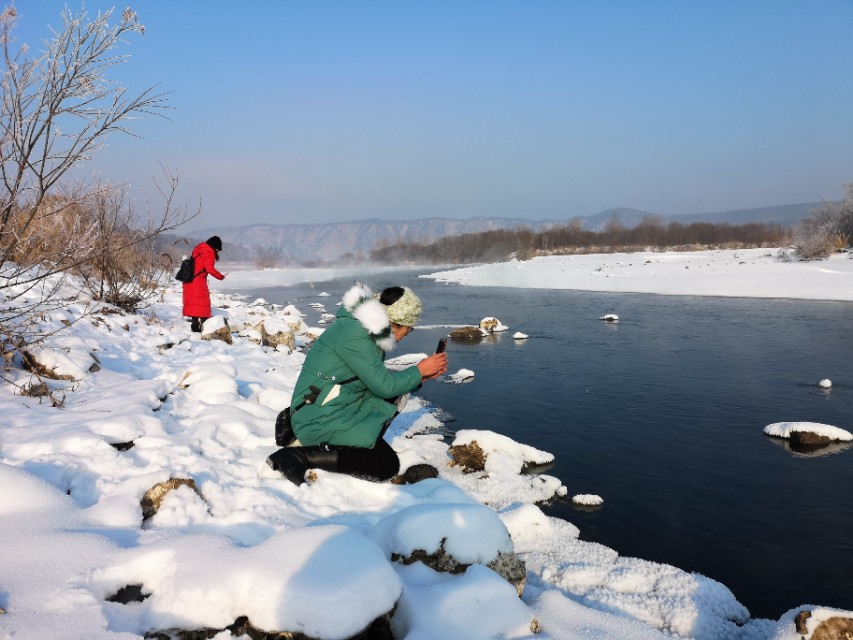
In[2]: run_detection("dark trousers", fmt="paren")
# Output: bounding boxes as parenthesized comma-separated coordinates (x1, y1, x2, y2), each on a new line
(336, 436, 400, 482)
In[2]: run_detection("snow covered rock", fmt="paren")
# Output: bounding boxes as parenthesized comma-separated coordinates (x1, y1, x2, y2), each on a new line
(281, 304, 306, 317)
(252, 317, 295, 350)
(446, 368, 475, 384)
(369, 503, 528, 597)
(140, 477, 204, 523)
(479, 317, 508, 333)
(448, 326, 484, 340)
(281, 312, 308, 333)
(449, 430, 555, 475)
(769, 607, 853, 640)
(200, 316, 232, 345)
(21, 345, 99, 381)
(127, 527, 402, 640)
(764, 421, 853, 452)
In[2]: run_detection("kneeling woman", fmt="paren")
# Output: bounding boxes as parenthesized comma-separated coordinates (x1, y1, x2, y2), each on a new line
(268, 284, 448, 485)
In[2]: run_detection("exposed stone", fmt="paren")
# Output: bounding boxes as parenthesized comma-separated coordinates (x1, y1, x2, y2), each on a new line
(390, 463, 439, 485)
(448, 326, 483, 340)
(488, 551, 528, 597)
(393, 538, 526, 597)
(141, 478, 204, 522)
(796, 611, 812, 635)
(107, 583, 150, 604)
(144, 613, 393, 640)
(448, 440, 487, 473)
(157, 342, 176, 354)
(790, 430, 833, 450)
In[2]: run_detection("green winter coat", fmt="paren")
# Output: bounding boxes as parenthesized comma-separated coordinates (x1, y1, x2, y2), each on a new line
(290, 288, 423, 448)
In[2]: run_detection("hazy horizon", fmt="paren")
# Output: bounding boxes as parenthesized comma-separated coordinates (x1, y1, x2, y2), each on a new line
(13, 1, 853, 231)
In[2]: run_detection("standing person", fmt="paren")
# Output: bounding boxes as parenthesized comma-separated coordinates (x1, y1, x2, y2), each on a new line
(267, 283, 448, 485)
(182, 236, 226, 332)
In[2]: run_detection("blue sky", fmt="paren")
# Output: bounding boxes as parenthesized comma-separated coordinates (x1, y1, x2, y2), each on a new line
(10, 1, 853, 231)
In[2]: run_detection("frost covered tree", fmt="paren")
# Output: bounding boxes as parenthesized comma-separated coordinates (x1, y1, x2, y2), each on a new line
(0, 4, 193, 342)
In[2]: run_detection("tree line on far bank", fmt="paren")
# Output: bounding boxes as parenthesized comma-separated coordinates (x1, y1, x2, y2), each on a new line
(366, 189, 853, 266)
(367, 217, 789, 266)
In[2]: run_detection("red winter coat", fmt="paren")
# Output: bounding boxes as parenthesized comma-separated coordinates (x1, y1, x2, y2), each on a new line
(182, 241, 224, 318)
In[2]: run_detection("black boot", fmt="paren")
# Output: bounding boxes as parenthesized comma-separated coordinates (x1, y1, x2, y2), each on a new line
(274, 408, 297, 447)
(190, 317, 201, 332)
(267, 444, 338, 486)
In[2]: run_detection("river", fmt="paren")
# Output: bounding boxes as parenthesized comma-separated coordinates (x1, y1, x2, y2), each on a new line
(243, 267, 853, 620)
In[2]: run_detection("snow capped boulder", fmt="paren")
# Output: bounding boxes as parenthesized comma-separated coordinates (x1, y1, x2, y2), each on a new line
(113, 527, 401, 640)
(21, 343, 99, 381)
(281, 313, 308, 333)
(252, 317, 295, 351)
(764, 421, 853, 452)
(368, 503, 528, 597)
(449, 430, 555, 475)
(600, 313, 619, 323)
(237, 326, 263, 344)
(200, 316, 232, 345)
(479, 317, 508, 333)
(446, 368, 475, 384)
(281, 304, 305, 317)
(140, 477, 204, 523)
(773, 607, 853, 640)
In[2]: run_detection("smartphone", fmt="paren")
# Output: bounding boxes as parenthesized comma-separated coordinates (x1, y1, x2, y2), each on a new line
(435, 338, 447, 354)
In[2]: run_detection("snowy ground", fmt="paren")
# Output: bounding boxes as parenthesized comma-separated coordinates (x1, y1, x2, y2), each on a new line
(1, 248, 851, 640)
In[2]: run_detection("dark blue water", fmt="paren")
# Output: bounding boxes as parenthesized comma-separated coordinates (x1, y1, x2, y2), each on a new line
(244, 268, 853, 620)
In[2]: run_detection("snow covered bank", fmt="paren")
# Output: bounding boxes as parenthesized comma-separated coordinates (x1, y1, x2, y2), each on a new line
(1, 262, 850, 640)
(424, 248, 853, 301)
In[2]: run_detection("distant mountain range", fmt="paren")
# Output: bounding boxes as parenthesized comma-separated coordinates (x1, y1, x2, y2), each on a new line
(186, 202, 820, 263)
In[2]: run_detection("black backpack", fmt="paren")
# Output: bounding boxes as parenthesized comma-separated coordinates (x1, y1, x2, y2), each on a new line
(175, 256, 196, 283)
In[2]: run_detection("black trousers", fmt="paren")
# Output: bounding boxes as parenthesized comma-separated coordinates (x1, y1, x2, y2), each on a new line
(336, 436, 400, 482)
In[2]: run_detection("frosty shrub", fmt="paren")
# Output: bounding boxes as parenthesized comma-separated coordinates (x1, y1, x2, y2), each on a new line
(795, 183, 853, 260)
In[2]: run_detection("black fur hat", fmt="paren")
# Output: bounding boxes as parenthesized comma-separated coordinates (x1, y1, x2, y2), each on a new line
(206, 236, 222, 251)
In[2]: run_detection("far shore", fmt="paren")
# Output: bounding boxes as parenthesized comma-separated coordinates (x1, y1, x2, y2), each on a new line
(219, 247, 853, 303)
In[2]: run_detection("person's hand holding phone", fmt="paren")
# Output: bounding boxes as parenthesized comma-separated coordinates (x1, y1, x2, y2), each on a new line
(418, 338, 448, 380)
